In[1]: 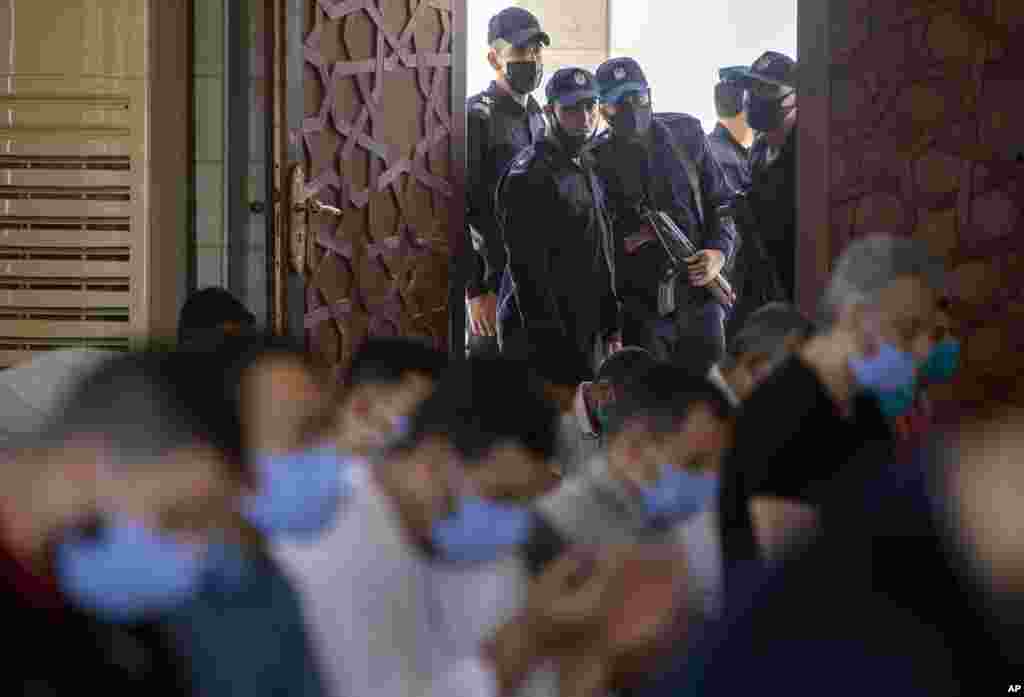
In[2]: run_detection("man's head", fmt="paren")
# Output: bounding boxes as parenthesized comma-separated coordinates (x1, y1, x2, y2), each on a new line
(820, 235, 947, 409)
(733, 51, 797, 134)
(192, 334, 348, 540)
(605, 365, 734, 490)
(381, 357, 560, 557)
(722, 303, 816, 401)
(581, 348, 661, 433)
(24, 350, 247, 621)
(190, 333, 334, 461)
(336, 337, 447, 455)
(487, 7, 549, 96)
(177, 287, 256, 346)
(544, 67, 601, 153)
(714, 80, 747, 121)
(596, 58, 653, 142)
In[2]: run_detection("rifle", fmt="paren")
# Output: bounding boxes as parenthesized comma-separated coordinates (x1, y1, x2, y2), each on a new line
(635, 203, 737, 314)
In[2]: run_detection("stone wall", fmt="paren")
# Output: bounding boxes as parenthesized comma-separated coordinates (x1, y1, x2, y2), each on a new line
(828, 0, 1024, 412)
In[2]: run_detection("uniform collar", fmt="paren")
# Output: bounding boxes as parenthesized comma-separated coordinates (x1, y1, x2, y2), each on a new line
(486, 81, 541, 116)
(712, 122, 749, 154)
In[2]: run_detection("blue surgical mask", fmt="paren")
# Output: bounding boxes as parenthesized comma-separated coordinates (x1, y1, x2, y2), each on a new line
(640, 464, 720, 527)
(392, 415, 412, 439)
(875, 385, 918, 420)
(850, 343, 919, 418)
(243, 444, 351, 539)
(431, 495, 534, 564)
(921, 337, 960, 384)
(56, 518, 207, 623)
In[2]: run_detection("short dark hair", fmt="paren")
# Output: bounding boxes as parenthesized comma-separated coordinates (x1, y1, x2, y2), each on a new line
(178, 332, 326, 464)
(597, 347, 660, 392)
(178, 287, 256, 344)
(715, 81, 745, 119)
(606, 364, 735, 439)
(344, 337, 447, 390)
(45, 349, 246, 480)
(402, 357, 559, 465)
(724, 303, 816, 370)
(671, 327, 725, 377)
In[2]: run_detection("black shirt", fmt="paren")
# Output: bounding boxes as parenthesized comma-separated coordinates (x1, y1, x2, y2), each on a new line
(718, 354, 894, 594)
(466, 82, 546, 297)
(748, 127, 797, 300)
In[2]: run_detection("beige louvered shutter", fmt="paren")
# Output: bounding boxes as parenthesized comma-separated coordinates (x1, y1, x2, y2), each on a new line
(0, 1, 189, 369)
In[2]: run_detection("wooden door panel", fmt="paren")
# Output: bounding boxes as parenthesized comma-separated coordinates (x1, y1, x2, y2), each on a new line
(820, 0, 1024, 413)
(299, 0, 453, 374)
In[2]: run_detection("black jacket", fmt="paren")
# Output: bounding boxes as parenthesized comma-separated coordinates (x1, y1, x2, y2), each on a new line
(466, 82, 546, 297)
(495, 133, 619, 385)
(748, 127, 797, 301)
(593, 114, 738, 314)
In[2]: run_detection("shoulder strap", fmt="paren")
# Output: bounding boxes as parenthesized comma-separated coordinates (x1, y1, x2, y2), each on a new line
(661, 126, 705, 229)
(583, 162, 619, 302)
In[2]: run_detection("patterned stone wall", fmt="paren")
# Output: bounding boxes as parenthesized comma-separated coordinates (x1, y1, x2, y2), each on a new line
(829, 0, 1024, 412)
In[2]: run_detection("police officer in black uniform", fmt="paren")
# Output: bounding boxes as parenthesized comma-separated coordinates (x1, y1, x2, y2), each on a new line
(464, 7, 549, 358)
(711, 69, 785, 339)
(495, 68, 619, 385)
(592, 57, 739, 363)
(734, 51, 799, 302)
(708, 75, 754, 195)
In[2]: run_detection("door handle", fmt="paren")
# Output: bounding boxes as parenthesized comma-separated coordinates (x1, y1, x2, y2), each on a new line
(286, 164, 343, 274)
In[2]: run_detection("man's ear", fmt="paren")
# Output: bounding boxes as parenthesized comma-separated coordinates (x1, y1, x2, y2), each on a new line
(487, 48, 502, 73)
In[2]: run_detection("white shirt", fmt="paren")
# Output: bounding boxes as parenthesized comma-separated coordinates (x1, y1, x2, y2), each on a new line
(676, 509, 723, 619)
(272, 461, 531, 697)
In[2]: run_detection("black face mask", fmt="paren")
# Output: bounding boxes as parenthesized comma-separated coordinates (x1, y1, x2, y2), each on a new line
(553, 109, 595, 154)
(747, 93, 790, 132)
(506, 60, 542, 95)
(610, 104, 653, 142)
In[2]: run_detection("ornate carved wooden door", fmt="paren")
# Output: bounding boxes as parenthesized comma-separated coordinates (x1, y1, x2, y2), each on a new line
(801, 0, 1024, 414)
(271, 0, 465, 375)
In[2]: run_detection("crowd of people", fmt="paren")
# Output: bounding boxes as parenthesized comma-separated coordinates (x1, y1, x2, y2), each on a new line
(1, 6, 1021, 696)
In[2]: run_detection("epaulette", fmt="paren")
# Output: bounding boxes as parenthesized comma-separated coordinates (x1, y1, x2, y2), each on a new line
(656, 112, 704, 140)
(468, 94, 493, 118)
(507, 145, 538, 176)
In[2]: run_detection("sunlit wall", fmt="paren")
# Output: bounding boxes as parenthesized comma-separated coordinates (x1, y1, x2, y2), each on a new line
(611, 0, 797, 130)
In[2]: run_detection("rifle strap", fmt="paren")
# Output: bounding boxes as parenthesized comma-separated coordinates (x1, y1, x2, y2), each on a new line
(662, 128, 705, 231)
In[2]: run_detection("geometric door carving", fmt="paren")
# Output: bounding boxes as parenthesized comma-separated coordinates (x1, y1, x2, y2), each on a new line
(826, 0, 1024, 414)
(299, 0, 455, 374)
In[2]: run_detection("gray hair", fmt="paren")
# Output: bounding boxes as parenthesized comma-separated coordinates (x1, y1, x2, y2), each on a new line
(820, 235, 947, 326)
(723, 303, 816, 369)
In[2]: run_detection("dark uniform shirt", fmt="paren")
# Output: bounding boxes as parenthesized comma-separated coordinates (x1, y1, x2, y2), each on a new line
(707, 122, 752, 194)
(495, 134, 619, 385)
(593, 113, 738, 316)
(748, 126, 797, 301)
(709, 122, 784, 337)
(466, 81, 546, 297)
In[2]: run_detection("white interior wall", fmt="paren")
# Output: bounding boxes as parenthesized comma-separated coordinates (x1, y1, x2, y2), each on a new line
(610, 0, 797, 131)
(467, 1, 798, 132)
